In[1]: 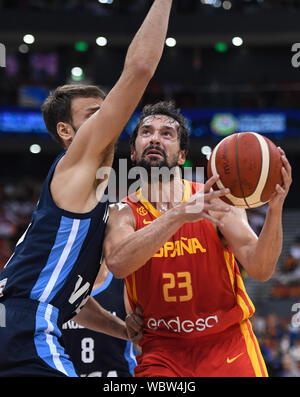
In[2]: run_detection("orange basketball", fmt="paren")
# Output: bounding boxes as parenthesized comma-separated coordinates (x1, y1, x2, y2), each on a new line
(207, 132, 283, 208)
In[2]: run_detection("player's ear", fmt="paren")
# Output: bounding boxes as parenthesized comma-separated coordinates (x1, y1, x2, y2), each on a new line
(130, 146, 136, 162)
(178, 150, 187, 166)
(57, 122, 75, 147)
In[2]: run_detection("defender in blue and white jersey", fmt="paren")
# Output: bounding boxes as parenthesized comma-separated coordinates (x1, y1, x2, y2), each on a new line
(61, 264, 137, 377)
(0, 0, 173, 376)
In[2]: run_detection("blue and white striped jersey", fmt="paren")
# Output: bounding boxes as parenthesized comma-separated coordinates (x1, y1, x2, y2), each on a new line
(61, 272, 137, 377)
(0, 152, 109, 325)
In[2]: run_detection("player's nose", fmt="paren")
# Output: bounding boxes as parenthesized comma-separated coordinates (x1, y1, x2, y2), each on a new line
(150, 130, 161, 145)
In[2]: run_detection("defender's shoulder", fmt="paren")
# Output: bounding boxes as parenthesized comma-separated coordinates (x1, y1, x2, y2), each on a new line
(108, 202, 135, 222)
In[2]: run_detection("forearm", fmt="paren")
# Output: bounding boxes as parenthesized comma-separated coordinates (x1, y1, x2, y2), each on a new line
(249, 149, 292, 281)
(73, 296, 128, 340)
(247, 207, 283, 281)
(107, 207, 184, 278)
(124, 0, 173, 75)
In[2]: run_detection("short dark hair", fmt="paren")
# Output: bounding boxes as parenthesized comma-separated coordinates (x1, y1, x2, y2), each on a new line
(41, 84, 106, 146)
(129, 101, 190, 153)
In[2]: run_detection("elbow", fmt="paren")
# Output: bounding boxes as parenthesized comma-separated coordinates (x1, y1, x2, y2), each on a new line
(124, 60, 155, 82)
(135, 62, 155, 80)
(106, 255, 128, 279)
(250, 263, 277, 282)
(256, 273, 273, 283)
(260, 258, 279, 282)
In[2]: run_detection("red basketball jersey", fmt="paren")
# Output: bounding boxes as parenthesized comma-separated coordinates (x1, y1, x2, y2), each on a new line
(122, 180, 256, 343)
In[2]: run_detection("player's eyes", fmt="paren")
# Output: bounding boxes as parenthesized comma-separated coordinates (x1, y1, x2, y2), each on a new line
(162, 131, 173, 138)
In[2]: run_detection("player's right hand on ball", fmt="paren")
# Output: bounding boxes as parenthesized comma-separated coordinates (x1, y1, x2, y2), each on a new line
(178, 175, 231, 226)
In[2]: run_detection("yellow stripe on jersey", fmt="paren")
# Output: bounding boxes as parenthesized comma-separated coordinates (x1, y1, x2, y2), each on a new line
(131, 272, 138, 303)
(182, 179, 192, 202)
(224, 250, 235, 293)
(240, 320, 268, 377)
(223, 250, 255, 321)
(136, 188, 161, 218)
(224, 251, 267, 377)
(236, 273, 255, 320)
(125, 277, 134, 303)
(125, 274, 138, 305)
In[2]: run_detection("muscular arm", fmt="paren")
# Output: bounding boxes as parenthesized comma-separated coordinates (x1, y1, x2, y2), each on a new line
(212, 148, 292, 282)
(63, 0, 173, 163)
(73, 296, 128, 340)
(215, 206, 280, 281)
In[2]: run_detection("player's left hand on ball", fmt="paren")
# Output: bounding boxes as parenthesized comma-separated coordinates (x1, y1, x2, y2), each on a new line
(125, 304, 144, 344)
(269, 148, 292, 208)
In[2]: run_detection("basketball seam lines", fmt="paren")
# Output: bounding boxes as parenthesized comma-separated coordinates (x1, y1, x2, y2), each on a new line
(235, 134, 249, 208)
(251, 132, 270, 204)
(251, 132, 263, 201)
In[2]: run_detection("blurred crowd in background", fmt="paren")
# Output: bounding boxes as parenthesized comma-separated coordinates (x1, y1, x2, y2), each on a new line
(0, 0, 299, 110)
(252, 311, 300, 377)
(0, 179, 40, 270)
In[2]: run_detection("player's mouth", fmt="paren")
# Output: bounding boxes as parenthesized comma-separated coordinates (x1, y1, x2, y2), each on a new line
(144, 147, 165, 159)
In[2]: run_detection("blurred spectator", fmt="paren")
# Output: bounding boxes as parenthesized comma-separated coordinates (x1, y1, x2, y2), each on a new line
(140, 81, 166, 107)
(0, 207, 17, 239)
(2, 179, 38, 243)
(0, 178, 40, 273)
(252, 312, 300, 377)
(247, 205, 267, 236)
(271, 236, 300, 298)
(271, 254, 300, 298)
(0, 238, 13, 272)
(290, 235, 300, 260)
(279, 353, 300, 377)
(259, 335, 283, 377)
(290, 337, 300, 363)
(265, 313, 287, 342)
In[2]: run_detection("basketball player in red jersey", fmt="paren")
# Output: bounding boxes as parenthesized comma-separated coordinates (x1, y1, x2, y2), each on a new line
(103, 101, 292, 377)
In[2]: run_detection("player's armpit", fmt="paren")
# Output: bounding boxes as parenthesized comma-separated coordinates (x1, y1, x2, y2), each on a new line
(50, 143, 115, 213)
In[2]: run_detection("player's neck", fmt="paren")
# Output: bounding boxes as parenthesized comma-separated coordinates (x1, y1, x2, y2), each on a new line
(140, 169, 184, 213)
(93, 263, 109, 291)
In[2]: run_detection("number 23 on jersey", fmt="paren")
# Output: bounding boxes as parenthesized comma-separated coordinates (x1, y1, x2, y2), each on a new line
(162, 271, 193, 303)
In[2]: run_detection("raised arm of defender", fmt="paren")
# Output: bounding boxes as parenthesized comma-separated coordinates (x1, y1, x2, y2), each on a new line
(64, 0, 174, 164)
(51, 0, 173, 212)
